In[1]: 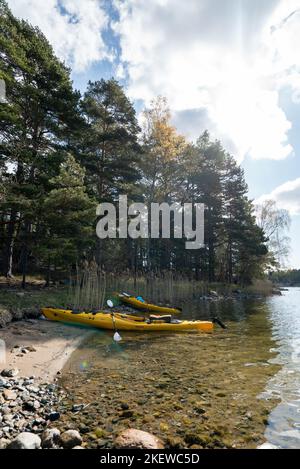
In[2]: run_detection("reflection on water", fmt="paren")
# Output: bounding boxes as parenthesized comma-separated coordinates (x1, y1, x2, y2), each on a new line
(262, 288, 300, 448)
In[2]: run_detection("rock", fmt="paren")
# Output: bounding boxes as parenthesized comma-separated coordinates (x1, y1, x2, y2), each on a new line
(47, 411, 60, 422)
(257, 442, 279, 449)
(0, 438, 9, 449)
(23, 400, 40, 411)
(0, 377, 8, 387)
(120, 410, 133, 418)
(3, 389, 17, 401)
(72, 404, 85, 412)
(7, 432, 41, 449)
(120, 403, 129, 410)
(115, 429, 164, 449)
(272, 289, 282, 296)
(24, 346, 37, 353)
(60, 430, 82, 449)
(209, 290, 219, 298)
(22, 308, 41, 320)
(0, 309, 13, 328)
(10, 309, 24, 321)
(1, 368, 19, 378)
(41, 428, 61, 448)
(73, 446, 85, 449)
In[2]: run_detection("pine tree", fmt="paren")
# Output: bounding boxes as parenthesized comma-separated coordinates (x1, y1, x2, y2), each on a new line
(36, 155, 95, 284)
(80, 78, 141, 201)
(0, 1, 82, 281)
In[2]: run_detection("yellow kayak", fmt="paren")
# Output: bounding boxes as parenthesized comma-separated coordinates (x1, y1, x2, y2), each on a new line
(117, 293, 182, 314)
(41, 308, 214, 333)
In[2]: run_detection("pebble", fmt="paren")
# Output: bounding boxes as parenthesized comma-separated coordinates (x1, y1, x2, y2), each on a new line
(0, 378, 8, 388)
(72, 404, 85, 412)
(3, 389, 17, 401)
(0, 374, 66, 448)
(47, 412, 60, 422)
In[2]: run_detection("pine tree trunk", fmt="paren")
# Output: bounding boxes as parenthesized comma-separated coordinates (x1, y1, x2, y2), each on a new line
(5, 210, 17, 278)
(208, 207, 215, 282)
(20, 221, 31, 289)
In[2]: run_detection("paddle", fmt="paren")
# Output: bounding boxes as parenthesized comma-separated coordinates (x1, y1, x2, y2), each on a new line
(107, 300, 122, 342)
(212, 317, 227, 329)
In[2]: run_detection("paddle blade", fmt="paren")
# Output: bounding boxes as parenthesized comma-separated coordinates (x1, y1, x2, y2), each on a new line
(113, 332, 122, 342)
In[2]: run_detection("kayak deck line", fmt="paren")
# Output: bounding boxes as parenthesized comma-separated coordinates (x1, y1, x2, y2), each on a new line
(41, 308, 214, 333)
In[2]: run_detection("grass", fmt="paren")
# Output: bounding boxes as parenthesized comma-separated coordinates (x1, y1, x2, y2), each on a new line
(0, 287, 71, 311)
(244, 279, 274, 296)
(0, 275, 275, 314)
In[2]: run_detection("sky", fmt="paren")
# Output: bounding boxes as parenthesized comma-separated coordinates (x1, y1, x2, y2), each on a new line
(7, 0, 300, 268)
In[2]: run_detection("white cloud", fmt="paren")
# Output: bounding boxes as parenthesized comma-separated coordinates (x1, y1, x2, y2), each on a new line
(8, 0, 110, 72)
(256, 178, 300, 215)
(113, 0, 300, 161)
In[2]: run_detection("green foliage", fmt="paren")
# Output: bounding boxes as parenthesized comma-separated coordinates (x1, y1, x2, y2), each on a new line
(0, 3, 270, 286)
(271, 269, 300, 285)
(80, 78, 141, 201)
(35, 154, 96, 272)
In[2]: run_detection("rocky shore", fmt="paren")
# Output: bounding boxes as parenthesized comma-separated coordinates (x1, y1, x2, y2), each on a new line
(0, 369, 164, 450)
(195, 288, 283, 302)
(0, 370, 70, 449)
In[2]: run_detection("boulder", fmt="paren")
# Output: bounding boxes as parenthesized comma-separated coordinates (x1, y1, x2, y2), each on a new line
(0, 309, 13, 328)
(1, 368, 19, 378)
(22, 308, 41, 320)
(257, 442, 279, 449)
(0, 438, 9, 449)
(59, 430, 82, 449)
(6, 432, 41, 449)
(115, 429, 164, 449)
(10, 309, 24, 321)
(41, 428, 61, 448)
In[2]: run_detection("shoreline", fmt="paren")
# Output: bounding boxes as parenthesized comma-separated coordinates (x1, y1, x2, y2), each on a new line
(0, 319, 94, 382)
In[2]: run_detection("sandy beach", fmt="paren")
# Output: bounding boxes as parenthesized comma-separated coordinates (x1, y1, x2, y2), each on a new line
(0, 319, 94, 382)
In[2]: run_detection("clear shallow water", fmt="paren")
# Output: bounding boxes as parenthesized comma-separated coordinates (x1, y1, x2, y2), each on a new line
(59, 288, 300, 448)
(262, 288, 300, 448)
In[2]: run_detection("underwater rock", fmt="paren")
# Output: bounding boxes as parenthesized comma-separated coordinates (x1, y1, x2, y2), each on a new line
(41, 428, 61, 448)
(115, 429, 164, 449)
(60, 429, 82, 449)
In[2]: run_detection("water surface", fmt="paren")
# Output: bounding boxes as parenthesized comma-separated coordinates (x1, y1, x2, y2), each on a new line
(57, 290, 300, 448)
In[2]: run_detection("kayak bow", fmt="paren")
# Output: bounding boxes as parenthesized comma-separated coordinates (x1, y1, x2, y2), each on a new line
(116, 293, 182, 314)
